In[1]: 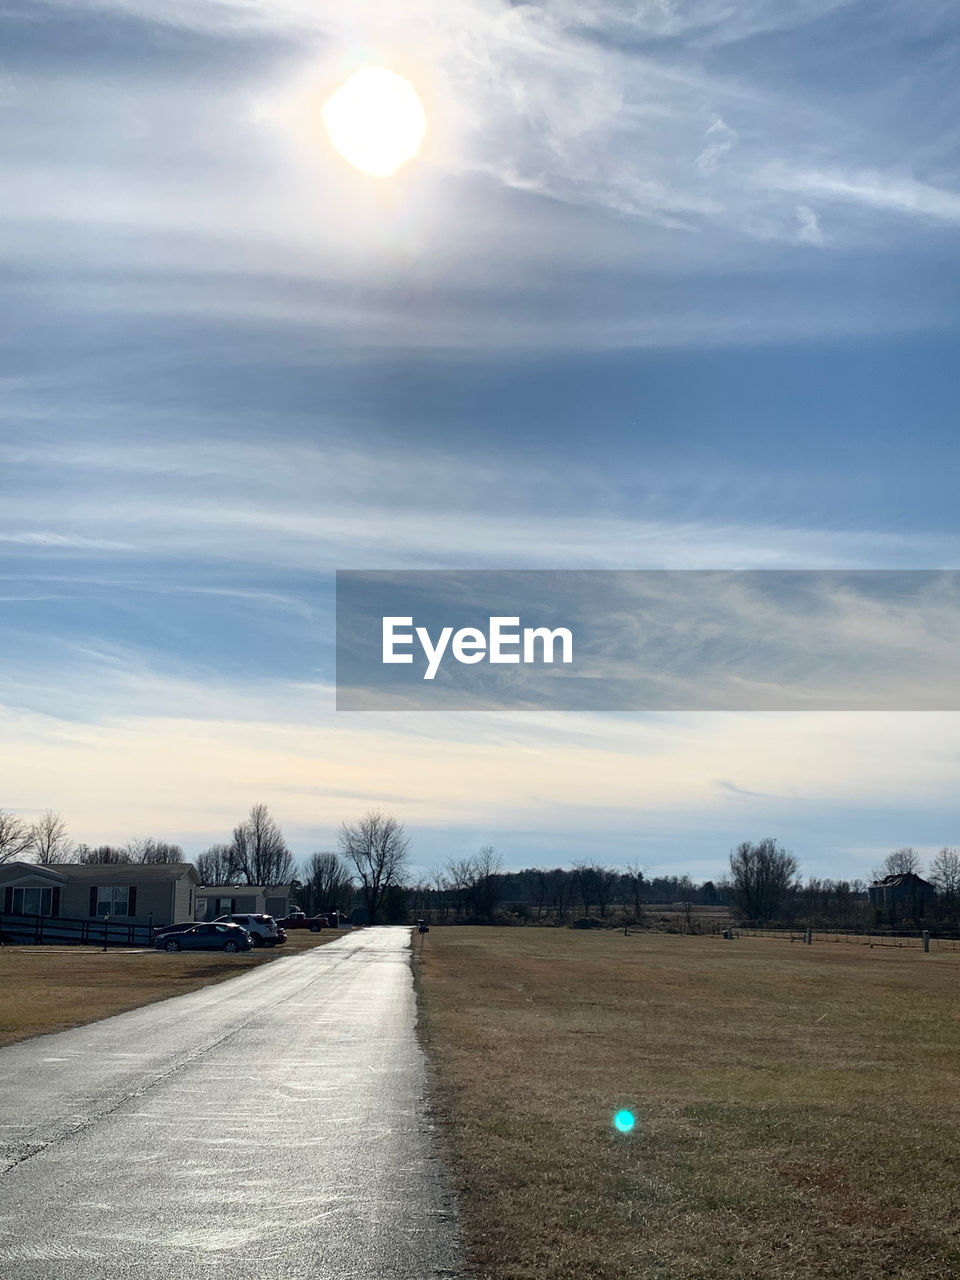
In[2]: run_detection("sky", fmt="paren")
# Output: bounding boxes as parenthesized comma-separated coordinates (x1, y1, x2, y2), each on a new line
(2, 0, 960, 883)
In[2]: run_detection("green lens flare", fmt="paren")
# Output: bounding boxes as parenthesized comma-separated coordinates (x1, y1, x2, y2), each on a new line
(613, 1109, 635, 1133)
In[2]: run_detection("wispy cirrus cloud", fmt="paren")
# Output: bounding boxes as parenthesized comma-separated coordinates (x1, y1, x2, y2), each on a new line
(0, 532, 134, 550)
(4, 0, 960, 296)
(764, 165, 960, 224)
(2, 431, 959, 574)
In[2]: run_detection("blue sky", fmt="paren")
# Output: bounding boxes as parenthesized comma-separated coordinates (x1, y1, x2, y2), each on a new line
(2, 0, 960, 881)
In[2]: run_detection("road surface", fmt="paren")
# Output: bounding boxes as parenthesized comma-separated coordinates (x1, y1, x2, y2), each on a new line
(0, 927, 460, 1279)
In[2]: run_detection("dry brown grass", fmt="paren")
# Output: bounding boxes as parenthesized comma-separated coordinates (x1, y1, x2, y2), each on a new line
(0, 928, 343, 1048)
(416, 927, 960, 1280)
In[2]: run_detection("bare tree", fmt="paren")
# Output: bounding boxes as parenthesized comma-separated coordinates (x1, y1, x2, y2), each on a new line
(548, 867, 570, 923)
(832, 879, 853, 927)
(623, 860, 648, 921)
(75, 844, 132, 864)
(409, 878, 433, 922)
(524, 868, 550, 921)
(0, 810, 33, 864)
(571, 862, 595, 917)
(441, 849, 504, 921)
(930, 847, 960, 911)
(444, 857, 474, 920)
(470, 846, 504, 920)
(728, 838, 800, 923)
(592, 864, 617, 918)
(433, 868, 450, 922)
(302, 851, 353, 914)
(194, 843, 235, 886)
(125, 837, 184, 864)
(230, 804, 294, 885)
(29, 811, 72, 865)
(872, 847, 922, 880)
(339, 811, 409, 925)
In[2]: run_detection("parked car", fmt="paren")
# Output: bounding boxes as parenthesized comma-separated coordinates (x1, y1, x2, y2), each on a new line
(276, 911, 330, 932)
(152, 921, 198, 941)
(213, 913, 284, 946)
(155, 923, 253, 953)
(276, 910, 307, 928)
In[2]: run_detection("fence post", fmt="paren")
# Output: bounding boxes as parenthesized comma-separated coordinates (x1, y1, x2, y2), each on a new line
(805, 927, 813, 946)
(923, 930, 930, 953)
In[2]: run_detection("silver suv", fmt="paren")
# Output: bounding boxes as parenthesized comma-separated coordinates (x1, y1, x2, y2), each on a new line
(213, 913, 280, 947)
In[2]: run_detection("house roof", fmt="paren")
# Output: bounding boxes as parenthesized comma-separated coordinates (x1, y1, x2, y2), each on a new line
(0, 862, 284, 888)
(53, 863, 201, 884)
(0, 862, 68, 886)
(871, 872, 934, 889)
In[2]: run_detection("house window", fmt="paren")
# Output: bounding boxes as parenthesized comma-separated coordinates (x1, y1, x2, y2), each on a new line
(12, 886, 53, 916)
(95, 886, 131, 917)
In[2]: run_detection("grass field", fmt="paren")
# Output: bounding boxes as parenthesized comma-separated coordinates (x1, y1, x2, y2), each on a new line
(0, 929, 343, 1048)
(416, 927, 960, 1280)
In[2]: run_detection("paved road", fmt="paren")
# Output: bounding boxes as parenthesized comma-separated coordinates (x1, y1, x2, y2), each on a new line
(0, 927, 460, 1279)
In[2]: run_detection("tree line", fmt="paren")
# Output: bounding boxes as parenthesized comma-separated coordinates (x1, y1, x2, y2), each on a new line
(195, 808, 410, 925)
(725, 840, 960, 928)
(409, 841, 960, 929)
(3, 802, 959, 929)
(0, 804, 411, 926)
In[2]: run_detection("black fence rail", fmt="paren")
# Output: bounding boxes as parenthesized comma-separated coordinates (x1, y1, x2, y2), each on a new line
(0, 912, 154, 947)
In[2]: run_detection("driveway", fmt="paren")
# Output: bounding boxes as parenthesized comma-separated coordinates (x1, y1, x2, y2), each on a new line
(0, 927, 460, 1279)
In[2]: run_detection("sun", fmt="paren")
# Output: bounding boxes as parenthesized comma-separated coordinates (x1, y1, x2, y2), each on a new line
(322, 67, 427, 178)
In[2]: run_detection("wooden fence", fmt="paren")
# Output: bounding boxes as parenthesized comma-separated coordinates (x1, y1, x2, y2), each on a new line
(736, 925, 960, 951)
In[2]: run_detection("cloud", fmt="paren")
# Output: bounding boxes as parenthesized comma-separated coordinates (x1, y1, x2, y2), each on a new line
(796, 204, 825, 245)
(2, 672, 960, 869)
(3, 0, 959, 326)
(717, 779, 779, 799)
(0, 532, 134, 550)
(546, 0, 859, 47)
(696, 116, 738, 174)
(26, 0, 863, 49)
(2, 431, 959, 575)
(766, 166, 960, 225)
(2, 1, 959, 877)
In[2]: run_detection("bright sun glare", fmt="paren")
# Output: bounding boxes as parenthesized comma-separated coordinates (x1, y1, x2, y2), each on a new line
(322, 67, 427, 178)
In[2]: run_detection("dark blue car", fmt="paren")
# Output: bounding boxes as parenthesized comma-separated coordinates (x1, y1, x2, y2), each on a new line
(155, 922, 253, 953)
(152, 921, 199, 941)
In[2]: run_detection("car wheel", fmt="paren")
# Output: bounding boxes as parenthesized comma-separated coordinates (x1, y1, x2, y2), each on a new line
(223, 941, 240, 953)
(310, 923, 320, 932)
(249, 934, 261, 947)
(164, 939, 181, 952)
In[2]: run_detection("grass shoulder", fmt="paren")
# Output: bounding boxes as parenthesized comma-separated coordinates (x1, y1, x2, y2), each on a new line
(0, 929, 343, 1049)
